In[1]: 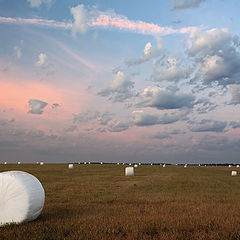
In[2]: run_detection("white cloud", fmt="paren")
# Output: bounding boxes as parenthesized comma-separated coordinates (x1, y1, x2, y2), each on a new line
(153, 132, 171, 139)
(131, 110, 188, 126)
(188, 28, 231, 57)
(107, 120, 129, 132)
(35, 53, 48, 67)
(144, 42, 152, 55)
(28, 99, 48, 114)
(229, 85, 240, 105)
(132, 110, 159, 126)
(229, 121, 240, 129)
(14, 46, 22, 59)
(189, 119, 227, 133)
(187, 28, 240, 86)
(138, 86, 195, 109)
(71, 4, 89, 35)
(27, 0, 52, 8)
(126, 39, 164, 66)
(172, 0, 206, 10)
(98, 71, 134, 102)
(150, 56, 187, 82)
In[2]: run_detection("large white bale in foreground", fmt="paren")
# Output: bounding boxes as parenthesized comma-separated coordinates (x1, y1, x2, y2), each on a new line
(125, 167, 134, 176)
(68, 164, 74, 169)
(0, 171, 45, 226)
(231, 171, 237, 176)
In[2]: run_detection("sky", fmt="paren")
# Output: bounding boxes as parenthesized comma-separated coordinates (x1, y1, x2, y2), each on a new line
(0, 0, 240, 164)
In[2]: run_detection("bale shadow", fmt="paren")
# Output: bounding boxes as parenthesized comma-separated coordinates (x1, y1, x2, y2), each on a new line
(38, 206, 83, 222)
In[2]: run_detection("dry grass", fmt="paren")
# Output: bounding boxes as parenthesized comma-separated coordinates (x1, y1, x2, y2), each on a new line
(1, 164, 240, 240)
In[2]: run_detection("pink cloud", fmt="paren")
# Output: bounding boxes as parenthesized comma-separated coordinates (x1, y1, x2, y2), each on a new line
(0, 16, 72, 29)
(0, 12, 196, 36)
(90, 13, 178, 35)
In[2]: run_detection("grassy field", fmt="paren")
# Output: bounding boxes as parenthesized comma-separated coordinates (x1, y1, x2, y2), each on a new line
(1, 164, 240, 240)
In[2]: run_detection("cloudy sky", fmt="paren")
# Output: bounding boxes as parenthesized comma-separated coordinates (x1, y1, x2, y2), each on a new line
(1, 0, 240, 163)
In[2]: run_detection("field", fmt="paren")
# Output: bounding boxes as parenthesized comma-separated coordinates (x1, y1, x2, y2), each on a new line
(1, 164, 240, 240)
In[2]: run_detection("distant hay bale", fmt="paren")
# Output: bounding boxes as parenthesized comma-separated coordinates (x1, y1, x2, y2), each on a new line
(129, 163, 132, 165)
(117, 163, 120, 165)
(231, 171, 237, 176)
(125, 167, 134, 176)
(40, 162, 44, 165)
(68, 164, 74, 169)
(139, 163, 141, 165)
(184, 164, 187, 168)
(229, 165, 231, 168)
(163, 164, 166, 168)
(237, 165, 239, 168)
(0, 171, 45, 226)
(100, 162, 103, 164)
(17, 162, 21, 165)
(134, 164, 138, 168)
(4, 162, 7, 165)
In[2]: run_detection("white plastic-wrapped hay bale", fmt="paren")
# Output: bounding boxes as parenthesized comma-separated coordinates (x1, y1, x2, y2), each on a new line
(68, 164, 74, 169)
(17, 162, 21, 165)
(237, 165, 239, 168)
(163, 164, 166, 168)
(229, 165, 231, 168)
(40, 162, 44, 165)
(0, 171, 45, 226)
(134, 164, 138, 168)
(125, 167, 134, 176)
(4, 162, 7, 165)
(231, 171, 237, 176)
(184, 164, 187, 168)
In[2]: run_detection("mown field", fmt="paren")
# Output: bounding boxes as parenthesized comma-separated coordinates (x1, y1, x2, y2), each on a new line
(1, 164, 240, 240)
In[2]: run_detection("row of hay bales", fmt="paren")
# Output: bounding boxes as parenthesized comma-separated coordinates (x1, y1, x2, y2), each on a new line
(1, 162, 240, 167)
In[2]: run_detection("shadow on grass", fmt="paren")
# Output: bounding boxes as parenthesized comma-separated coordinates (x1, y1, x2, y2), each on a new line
(39, 206, 82, 222)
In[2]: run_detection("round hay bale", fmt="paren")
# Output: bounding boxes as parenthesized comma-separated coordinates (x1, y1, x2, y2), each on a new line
(237, 165, 239, 168)
(68, 164, 74, 169)
(0, 171, 45, 226)
(125, 167, 134, 176)
(163, 164, 166, 168)
(39, 162, 44, 165)
(231, 171, 237, 176)
(134, 164, 138, 168)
